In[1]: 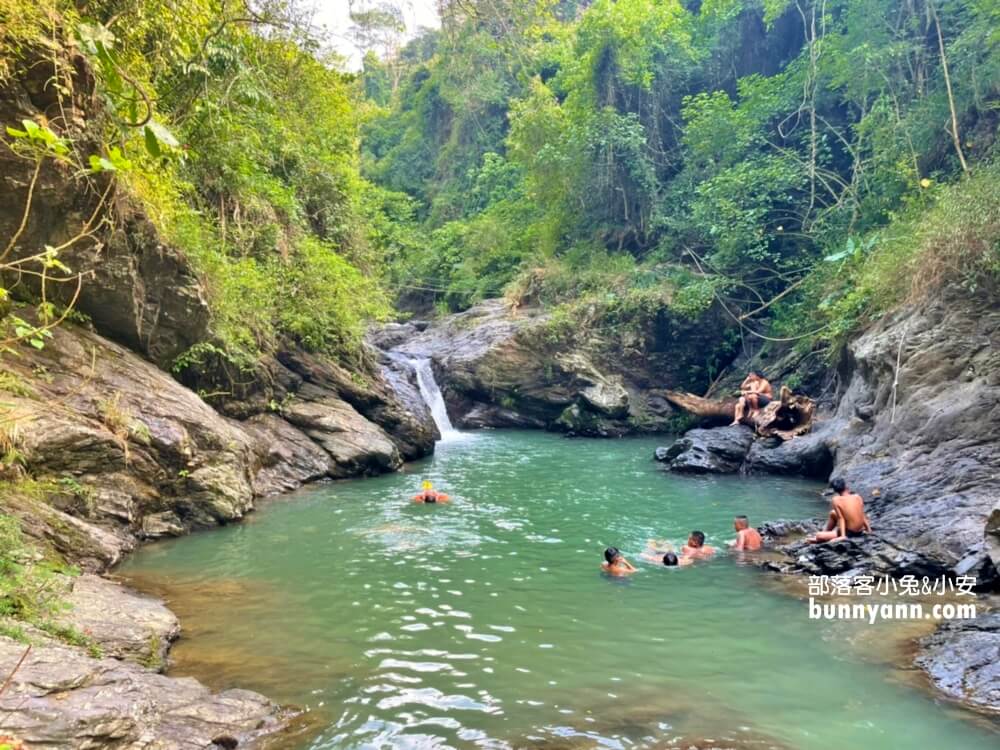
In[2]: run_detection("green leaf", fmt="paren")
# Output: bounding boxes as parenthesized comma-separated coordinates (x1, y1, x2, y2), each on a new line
(146, 120, 180, 149)
(89, 154, 116, 172)
(143, 126, 161, 158)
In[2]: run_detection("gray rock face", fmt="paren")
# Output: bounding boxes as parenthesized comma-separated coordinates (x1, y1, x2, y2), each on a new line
(744, 424, 835, 478)
(383, 299, 719, 436)
(825, 291, 1000, 587)
(278, 347, 437, 462)
(0, 48, 211, 371)
(1, 317, 435, 567)
(656, 426, 756, 473)
(282, 388, 401, 477)
(916, 612, 1000, 713)
(61, 575, 179, 668)
(242, 414, 333, 496)
(0, 637, 292, 748)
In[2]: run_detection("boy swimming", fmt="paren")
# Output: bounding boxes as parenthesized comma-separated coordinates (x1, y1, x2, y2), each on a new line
(602, 547, 637, 576)
(680, 530, 716, 560)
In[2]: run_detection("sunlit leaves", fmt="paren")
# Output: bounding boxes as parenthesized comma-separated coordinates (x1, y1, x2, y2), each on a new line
(5, 119, 69, 157)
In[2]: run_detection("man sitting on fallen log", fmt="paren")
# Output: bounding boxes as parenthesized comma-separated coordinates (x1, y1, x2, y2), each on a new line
(730, 371, 773, 426)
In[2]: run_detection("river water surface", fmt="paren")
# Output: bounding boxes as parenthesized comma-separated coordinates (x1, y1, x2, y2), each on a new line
(120, 431, 1000, 750)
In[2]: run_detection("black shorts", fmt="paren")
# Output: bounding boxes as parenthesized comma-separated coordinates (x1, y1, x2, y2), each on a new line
(846, 528, 866, 539)
(756, 394, 772, 407)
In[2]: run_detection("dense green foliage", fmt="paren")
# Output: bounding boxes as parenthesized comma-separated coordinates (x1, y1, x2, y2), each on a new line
(365, 0, 999, 349)
(3, 0, 996, 364)
(2, 0, 401, 367)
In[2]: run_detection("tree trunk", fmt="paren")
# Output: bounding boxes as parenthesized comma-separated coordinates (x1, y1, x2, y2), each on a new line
(658, 390, 737, 421)
(661, 386, 815, 439)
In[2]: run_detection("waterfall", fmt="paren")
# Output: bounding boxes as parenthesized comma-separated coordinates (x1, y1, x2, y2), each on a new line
(411, 358, 459, 441)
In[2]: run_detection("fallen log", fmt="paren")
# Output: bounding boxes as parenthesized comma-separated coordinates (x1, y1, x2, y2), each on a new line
(661, 385, 814, 439)
(659, 390, 737, 421)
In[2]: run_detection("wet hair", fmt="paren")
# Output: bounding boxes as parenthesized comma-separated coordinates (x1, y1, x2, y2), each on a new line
(735, 515, 749, 527)
(689, 531, 705, 547)
(830, 477, 847, 493)
(604, 547, 621, 564)
(749, 370, 762, 378)
(662, 552, 679, 567)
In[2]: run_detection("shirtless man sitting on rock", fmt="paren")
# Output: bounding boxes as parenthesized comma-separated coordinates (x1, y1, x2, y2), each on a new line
(808, 477, 871, 543)
(731, 371, 774, 426)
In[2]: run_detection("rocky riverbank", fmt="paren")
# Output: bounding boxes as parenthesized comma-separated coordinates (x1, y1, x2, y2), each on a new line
(0, 41, 444, 743)
(651, 289, 1000, 714)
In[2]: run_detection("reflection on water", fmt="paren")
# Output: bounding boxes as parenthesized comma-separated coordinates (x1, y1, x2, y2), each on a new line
(119, 431, 1000, 750)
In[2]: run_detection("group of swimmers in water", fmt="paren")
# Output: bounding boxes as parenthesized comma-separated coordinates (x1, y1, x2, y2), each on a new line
(412, 474, 872, 577)
(600, 477, 872, 576)
(600, 517, 761, 574)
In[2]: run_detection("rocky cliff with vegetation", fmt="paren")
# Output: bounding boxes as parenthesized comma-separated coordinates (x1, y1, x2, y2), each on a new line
(0, 6, 438, 744)
(1, 0, 998, 742)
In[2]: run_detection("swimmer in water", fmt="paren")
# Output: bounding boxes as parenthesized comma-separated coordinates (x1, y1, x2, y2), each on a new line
(680, 530, 716, 560)
(729, 515, 763, 551)
(412, 481, 450, 504)
(601, 547, 637, 576)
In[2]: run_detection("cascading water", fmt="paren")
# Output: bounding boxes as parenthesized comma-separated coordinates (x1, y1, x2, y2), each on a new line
(411, 357, 460, 441)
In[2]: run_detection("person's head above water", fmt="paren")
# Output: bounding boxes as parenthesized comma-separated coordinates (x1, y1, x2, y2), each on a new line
(734, 515, 749, 530)
(662, 552, 679, 566)
(688, 530, 706, 548)
(830, 477, 847, 494)
(604, 547, 622, 564)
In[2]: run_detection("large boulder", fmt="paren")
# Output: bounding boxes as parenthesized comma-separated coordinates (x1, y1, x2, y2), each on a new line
(242, 414, 333, 496)
(744, 422, 836, 478)
(656, 425, 755, 473)
(278, 348, 437, 462)
(282, 386, 402, 478)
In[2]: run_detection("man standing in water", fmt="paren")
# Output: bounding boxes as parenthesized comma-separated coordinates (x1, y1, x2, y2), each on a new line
(731, 371, 774, 426)
(808, 477, 871, 543)
(730, 516, 763, 551)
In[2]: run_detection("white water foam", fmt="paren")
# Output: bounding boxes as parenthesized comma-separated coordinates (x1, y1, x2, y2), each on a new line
(411, 357, 461, 441)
